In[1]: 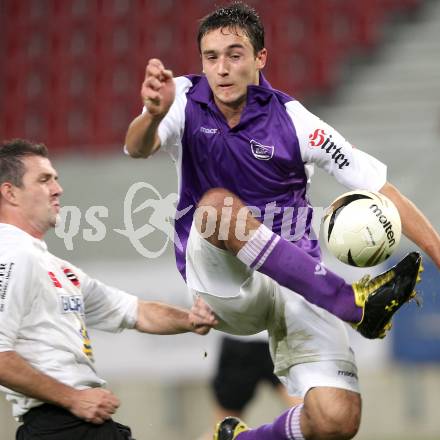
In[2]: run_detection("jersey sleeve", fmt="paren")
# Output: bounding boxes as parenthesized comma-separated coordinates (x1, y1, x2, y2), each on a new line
(141, 76, 191, 162)
(285, 101, 387, 191)
(76, 266, 138, 332)
(0, 250, 37, 352)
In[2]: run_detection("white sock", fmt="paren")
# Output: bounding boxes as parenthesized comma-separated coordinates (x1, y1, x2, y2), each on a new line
(236, 224, 280, 270)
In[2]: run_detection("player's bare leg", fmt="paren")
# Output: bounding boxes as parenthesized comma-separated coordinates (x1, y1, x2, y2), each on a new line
(194, 188, 260, 252)
(215, 388, 360, 440)
(201, 387, 302, 440)
(300, 388, 361, 439)
(194, 188, 423, 338)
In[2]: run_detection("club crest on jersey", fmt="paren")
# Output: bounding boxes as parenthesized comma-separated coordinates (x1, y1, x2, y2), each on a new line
(250, 140, 274, 160)
(63, 268, 80, 287)
(308, 128, 350, 169)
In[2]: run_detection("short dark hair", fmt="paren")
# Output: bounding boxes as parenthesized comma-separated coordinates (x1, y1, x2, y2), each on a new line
(197, 1, 265, 55)
(0, 139, 48, 187)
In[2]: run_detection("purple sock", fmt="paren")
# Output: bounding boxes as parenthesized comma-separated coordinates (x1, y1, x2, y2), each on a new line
(238, 404, 305, 440)
(237, 225, 362, 322)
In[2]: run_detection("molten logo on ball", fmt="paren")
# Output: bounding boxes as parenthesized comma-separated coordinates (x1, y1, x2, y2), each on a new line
(369, 204, 397, 247)
(322, 190, 402, 267)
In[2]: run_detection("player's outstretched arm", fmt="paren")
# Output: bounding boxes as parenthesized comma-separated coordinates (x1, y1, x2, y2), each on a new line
(135, 296, 218, 335)
(0, 351, 119, 424)
(125, 58, 175, 158)
(380, 181, 440, 268)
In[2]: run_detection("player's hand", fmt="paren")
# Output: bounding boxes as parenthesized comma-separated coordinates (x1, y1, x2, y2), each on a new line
(189, 296, 218, 335)
(69, 388, 120, 424)
(141, 58, 175, 117)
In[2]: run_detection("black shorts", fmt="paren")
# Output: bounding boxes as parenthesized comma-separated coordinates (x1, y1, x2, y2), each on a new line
(212, 336, 281, 411)
(16, 404, 134, 440)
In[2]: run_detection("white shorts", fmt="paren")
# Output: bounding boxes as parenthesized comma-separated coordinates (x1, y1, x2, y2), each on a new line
(186, 223, 360, 396)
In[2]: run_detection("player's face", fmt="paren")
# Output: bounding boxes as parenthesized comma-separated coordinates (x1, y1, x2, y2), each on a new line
(15, 156, 63, 238)
(201, 27, 267, 110)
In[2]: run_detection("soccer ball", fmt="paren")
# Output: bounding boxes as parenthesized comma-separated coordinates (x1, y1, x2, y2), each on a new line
(321, 190, 402, 267)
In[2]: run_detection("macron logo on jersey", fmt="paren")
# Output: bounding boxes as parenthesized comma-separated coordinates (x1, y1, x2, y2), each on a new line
(308, 128, 350, 169)
(250, 140, 274, 161)
(200, 127, 218, 135)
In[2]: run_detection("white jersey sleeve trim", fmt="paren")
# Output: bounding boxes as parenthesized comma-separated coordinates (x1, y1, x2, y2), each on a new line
(156, 76, 190, 163)
(123, 76, 190, 160)
(285, 101, 387, 191)
(155, 76, 189, 198)
(0, 250, 37, 352)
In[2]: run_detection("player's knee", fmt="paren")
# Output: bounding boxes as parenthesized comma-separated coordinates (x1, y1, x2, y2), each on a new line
(304, 407, 360, 440)
(303, 391, 361, 439)
(194, 188, 245, 243)
(197, 188, 238, 212)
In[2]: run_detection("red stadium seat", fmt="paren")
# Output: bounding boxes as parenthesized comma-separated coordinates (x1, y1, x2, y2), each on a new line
(91, 97, 136, 149)
(0, 0, 427, 153)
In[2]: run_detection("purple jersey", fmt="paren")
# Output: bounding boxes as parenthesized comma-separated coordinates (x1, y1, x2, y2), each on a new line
(152, 74, 387, 279)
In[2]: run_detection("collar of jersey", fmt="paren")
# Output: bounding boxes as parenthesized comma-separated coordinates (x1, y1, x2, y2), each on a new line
(0, 223, 48, 251)
(188, 72, 275, 107)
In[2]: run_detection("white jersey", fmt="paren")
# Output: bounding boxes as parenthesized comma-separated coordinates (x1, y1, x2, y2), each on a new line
(0, 224, 138, 418)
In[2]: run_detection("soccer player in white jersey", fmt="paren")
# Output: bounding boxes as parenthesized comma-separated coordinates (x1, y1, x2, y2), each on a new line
(0, 139, 218, 439)
(125, 2, 440, 439)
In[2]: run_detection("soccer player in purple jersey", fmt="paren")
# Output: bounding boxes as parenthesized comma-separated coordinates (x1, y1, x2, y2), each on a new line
(125, 2, 440, 439)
